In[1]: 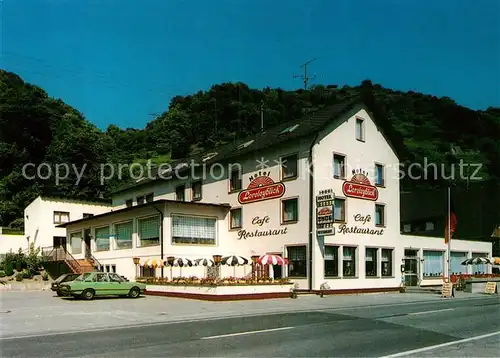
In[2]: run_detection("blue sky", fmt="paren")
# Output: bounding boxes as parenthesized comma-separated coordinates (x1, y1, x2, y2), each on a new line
(2, 0, 499, 130)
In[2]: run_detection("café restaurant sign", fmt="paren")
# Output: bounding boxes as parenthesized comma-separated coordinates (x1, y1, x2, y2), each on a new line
(342, 169, 378, 201)
(237, 215, 288, 240)
(338, 214, 384, 235)
(238, 172, 286, 204)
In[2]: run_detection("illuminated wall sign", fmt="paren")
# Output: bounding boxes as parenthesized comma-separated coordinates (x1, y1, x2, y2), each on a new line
(337, 214, 384, 235)
(342, 169, 378, 201)
(316, 189, 335, 236)
(237, 215, 288, 240)
(238, 172, 286, 204)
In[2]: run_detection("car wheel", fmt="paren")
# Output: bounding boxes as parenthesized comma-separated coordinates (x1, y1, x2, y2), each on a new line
(128, 287, 140, 298)
(82, 289, 95, 300)
(56, 291, 64, 297)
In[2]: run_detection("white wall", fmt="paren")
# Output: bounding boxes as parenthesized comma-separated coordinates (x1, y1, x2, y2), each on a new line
(310, 108, 401, 290)
(24, 196, 111, 249)
(0, 233, 28, 255)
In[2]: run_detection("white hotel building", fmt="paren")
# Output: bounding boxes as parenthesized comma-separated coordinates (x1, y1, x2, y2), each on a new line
(43, 99, 491, 292)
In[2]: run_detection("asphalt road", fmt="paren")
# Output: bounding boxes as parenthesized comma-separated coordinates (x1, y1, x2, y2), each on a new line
(2, 295, 499, 357)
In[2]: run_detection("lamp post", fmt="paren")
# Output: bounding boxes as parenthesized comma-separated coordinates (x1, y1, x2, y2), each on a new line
(213, 254, 222, 279)
(167, 256, 175, 280)
(132, 257, 140, 278)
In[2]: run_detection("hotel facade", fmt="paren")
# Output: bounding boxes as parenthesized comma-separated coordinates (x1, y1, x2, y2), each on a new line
(44, 100, 491, 292)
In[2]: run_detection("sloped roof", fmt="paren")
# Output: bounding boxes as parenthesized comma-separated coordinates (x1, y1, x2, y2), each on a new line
(114, 96, 401, 194)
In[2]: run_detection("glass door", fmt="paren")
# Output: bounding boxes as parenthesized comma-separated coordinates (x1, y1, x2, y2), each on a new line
(404, 256, 419, 286)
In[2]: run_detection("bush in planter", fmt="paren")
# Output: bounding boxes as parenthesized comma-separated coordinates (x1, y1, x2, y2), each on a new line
(0, 270, 6, 278)
(15, 272, 24, 281)
(42, 272, 49, 281)
(4, 262, 14, 277)
(22, 269, 32, 279)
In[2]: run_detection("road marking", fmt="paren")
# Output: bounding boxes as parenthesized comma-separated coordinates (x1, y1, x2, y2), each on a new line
(379, 331, 500, 357)
(201, 326, 295, 340)
(407, 308, 454, 315)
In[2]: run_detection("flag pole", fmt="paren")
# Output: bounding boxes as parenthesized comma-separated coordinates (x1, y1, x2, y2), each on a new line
(447, 186, 451, 282)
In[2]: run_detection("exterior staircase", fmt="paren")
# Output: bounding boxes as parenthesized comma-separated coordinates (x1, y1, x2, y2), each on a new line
(42, 246, 101, 276)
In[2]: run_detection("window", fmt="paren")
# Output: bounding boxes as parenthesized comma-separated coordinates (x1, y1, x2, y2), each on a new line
(282, 198, 298, 223)
(93, 273, 109, 282)
(230, 208, 242, 229)
(53, 211, 70, 224)
(423, 251, 444, 277)
(356, 118, 364, 141)
(105, 265, 116, 273)
(70, 232, 82, 254)
(365, 248, 378, 277)
(425, 221, 435, 231)
(281, 154, 298, 180)
(83, 213, 94, 219)
(192, 181, 202, 200)
(125, 199, 133, 208)
(375, 164, 384, 186)
(140, 266, 155, 277)
(375, 204, 385, 226)
(172, 215, 216, 245)
(472, 252, 488, 274)
(334, 198, 346, 222)
(229, 169, 242, 191)
(343, 247, 356, 277)
(95, 226, 110, 251)
(333, 154, 346, 178)
(146, 193, 154, 203)
(115, 221, 133, 249)
(175, 185, 185, 201)
(138, 216, 160, 246)
(403, 224, 411, 233)
(137, 196, 145, 205)
(381, 249, 393, 277)
(450, 252, 467, 275)
(109, 273, 123, 282)
(287, 246, 306, 277)
(324, 246, 339, 277)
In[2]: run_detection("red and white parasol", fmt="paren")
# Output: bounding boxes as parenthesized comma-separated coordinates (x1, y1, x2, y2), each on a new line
(257, 254, 288, 266)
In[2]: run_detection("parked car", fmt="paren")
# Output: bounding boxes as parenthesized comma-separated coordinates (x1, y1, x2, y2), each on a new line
(57, 272, 146, 300)
(51, 273, 81, 296)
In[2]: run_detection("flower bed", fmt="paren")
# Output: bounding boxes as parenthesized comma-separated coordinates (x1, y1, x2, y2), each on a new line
(137, 276, 292, 286)
(139, 276, 295, 300)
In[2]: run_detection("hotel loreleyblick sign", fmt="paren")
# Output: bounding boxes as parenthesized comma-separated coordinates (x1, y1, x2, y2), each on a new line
(238, 172, 286, 204)
(316, 189, 335, 236)
(342, 169, 379, 201)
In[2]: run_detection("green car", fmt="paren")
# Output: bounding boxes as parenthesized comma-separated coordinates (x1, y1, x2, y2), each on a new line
(57, 272, 146, 300)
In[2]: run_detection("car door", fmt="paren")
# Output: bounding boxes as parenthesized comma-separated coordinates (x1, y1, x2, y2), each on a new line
(108, 273, 128, 295)
(92, 272, 110, 296)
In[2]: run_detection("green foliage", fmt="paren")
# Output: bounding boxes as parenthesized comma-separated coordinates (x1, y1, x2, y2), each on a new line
(0, 244, 42, 276)
(4, 262, 14, 276)
(15, 272, 23, 281)
(0, 270, 6, 277)
(42, 271, 49, 281)
(0, 70, 499, 225)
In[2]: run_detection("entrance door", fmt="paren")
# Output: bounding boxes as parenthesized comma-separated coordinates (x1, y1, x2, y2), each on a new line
(53, 236, 67, 249)
(84, 229, 91, 259)
(404, 249, 419, 286)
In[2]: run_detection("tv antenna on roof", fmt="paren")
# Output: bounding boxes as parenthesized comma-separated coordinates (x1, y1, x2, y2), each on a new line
(293, 58, 316, 90)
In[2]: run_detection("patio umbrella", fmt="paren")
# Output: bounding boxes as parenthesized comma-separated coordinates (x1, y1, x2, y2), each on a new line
(172, 258, 193, 267)
(194, 258, 215, 267)
(221, 255, 249, 266)
(461, 257, 492, 265)
(221, 255, 249, 276)
(257, 254, 289, 266)
(143, 258, 165, 268)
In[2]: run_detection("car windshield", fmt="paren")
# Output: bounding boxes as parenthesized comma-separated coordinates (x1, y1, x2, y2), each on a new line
(74, 273, 92, 281)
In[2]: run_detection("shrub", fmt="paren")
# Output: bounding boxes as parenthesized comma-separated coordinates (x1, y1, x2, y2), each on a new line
(4, 262, 14, 276)
(15, 261, 23, 272)
(15, 272, 24, 281)
(42, 272, 49, 281)
(21, 269, 32, 279)
(0, 270, 6, 277)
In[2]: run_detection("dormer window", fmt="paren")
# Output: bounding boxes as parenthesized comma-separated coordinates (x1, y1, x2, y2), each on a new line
(236, 140, 254, 150)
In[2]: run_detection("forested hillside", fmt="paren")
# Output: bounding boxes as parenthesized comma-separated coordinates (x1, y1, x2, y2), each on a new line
(1, 69, 499, 227)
